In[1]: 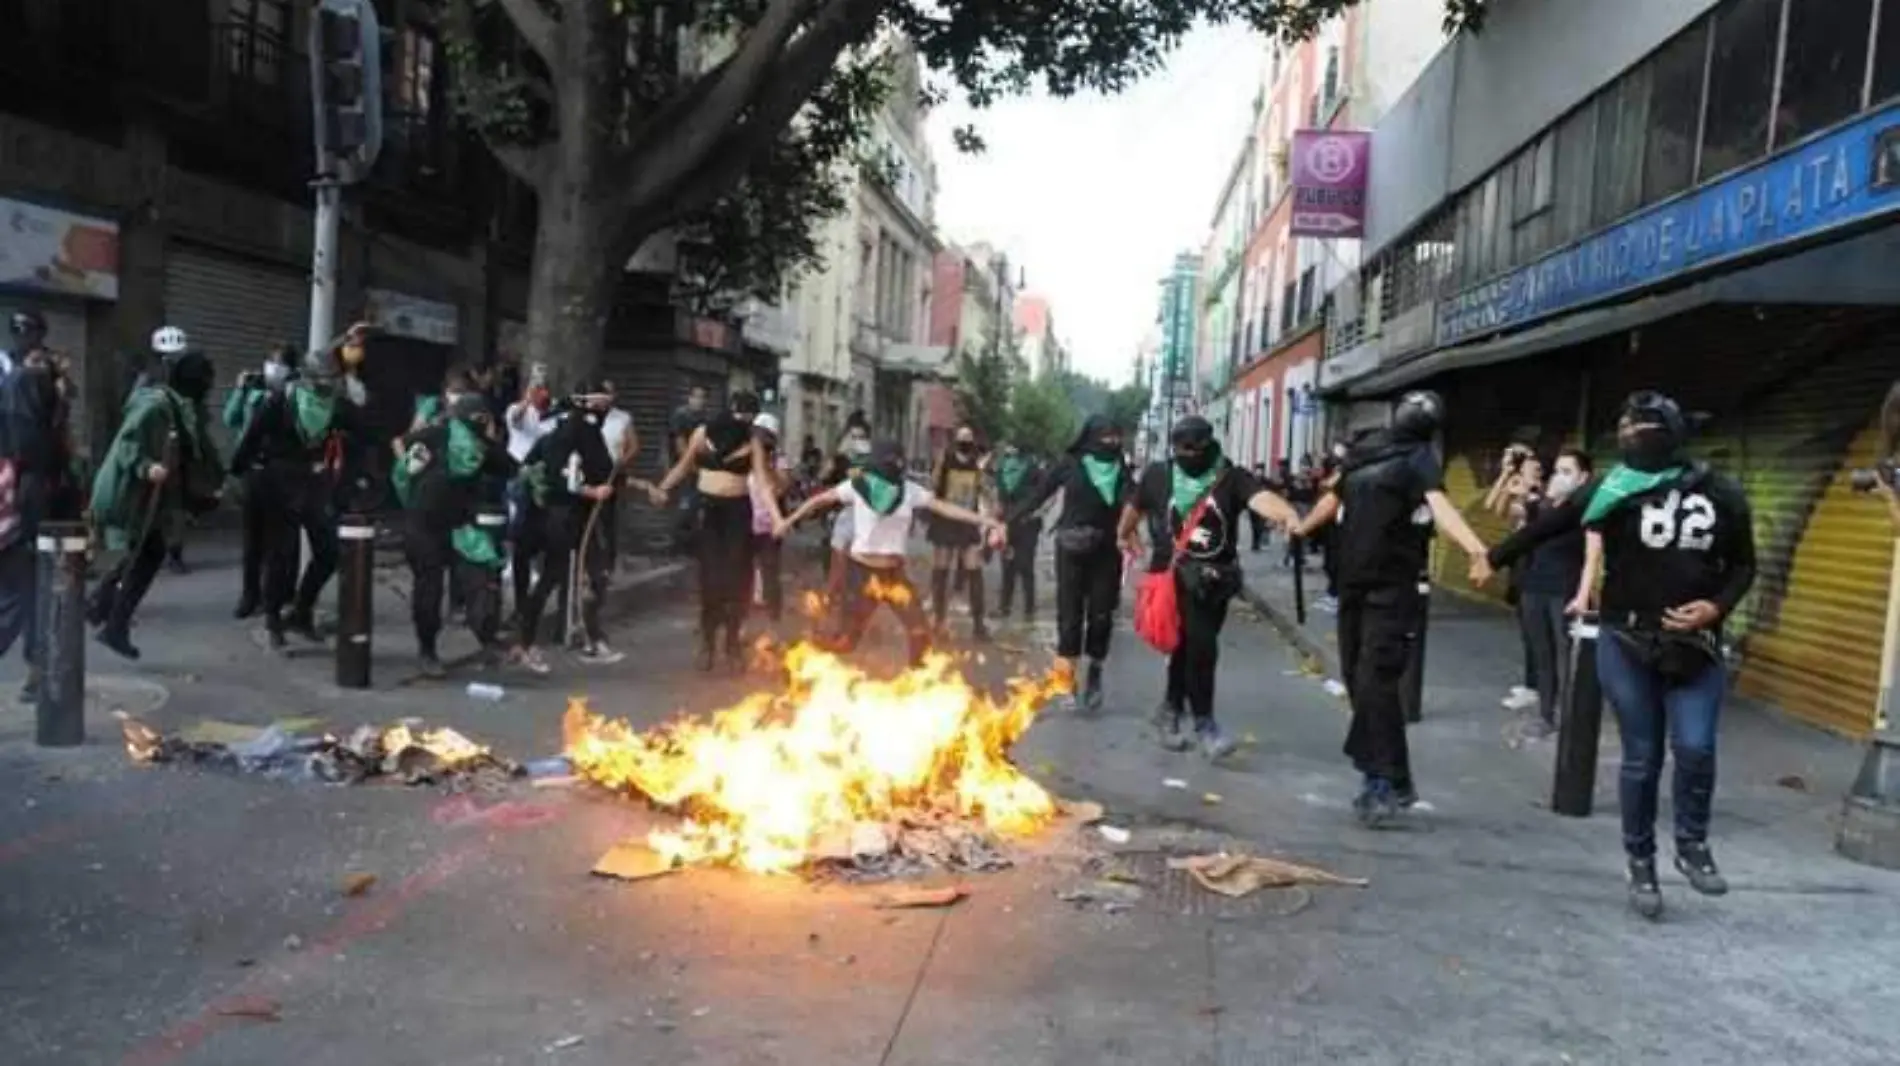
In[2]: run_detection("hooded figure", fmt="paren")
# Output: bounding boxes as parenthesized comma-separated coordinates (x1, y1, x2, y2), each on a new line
(0, 360, 74, 697)
(85, 347, 222, 660)
(1003, 413, 1133, 708)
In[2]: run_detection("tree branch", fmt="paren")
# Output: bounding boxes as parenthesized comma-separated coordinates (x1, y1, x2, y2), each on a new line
(493, 0, 561, 67)
(488, 138, 552, 188)
(620, 0, 883, 236)
(659, 0, 821, 170)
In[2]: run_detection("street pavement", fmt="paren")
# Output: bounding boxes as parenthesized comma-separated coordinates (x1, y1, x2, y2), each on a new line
(2, 530, 1898, 1065)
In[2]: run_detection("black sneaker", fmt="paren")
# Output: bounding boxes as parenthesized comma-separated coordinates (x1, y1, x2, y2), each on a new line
(1393, 779, 1420, 809)
(97, 627, 141, 661)
(18, 675, 40, 705)
(1628, 857, 1664, 919)
(266, 629, 289, 653)
(1355, 777, 1400, 828)
(1151, 702, 1190, 752)
(1674, 841, 1729, 896)
(233, 594, 260, 620)
(166, 554, 189, 576)
(283, 612, 322, 643)
(1080, 662, 1105, 714)
(417, 654, 447, 680)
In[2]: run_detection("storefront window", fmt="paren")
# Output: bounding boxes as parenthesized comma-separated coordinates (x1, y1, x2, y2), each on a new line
(1877, 0, 1900, 103)
(1592, 70, 1649, 227)
(1644, 20, 1709, 203)
(1774, 0, 1875, 147)
(1698, 0, 1780, 180)
(1552, 98, 1598, 244)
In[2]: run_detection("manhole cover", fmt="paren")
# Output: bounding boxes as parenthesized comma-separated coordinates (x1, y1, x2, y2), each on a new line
(1106, 851, 1314, 919)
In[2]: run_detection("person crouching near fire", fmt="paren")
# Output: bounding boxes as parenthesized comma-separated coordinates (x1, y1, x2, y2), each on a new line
(775, 439, 1004, 666)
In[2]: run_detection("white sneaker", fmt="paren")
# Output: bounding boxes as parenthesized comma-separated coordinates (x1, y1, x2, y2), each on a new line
(577, 643, 625, 665)
(509, 647, 552, 676)
(1502, 686, 1538, 710)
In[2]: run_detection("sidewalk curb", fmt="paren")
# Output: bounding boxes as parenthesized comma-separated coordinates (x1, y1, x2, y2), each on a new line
(601, 561, 692, 620)
(1238, 579, 1334, 675)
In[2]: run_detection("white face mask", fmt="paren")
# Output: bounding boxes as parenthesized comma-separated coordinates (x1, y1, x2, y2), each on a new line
(1547, 471, 1579, 499)
(263, 362, 290, 388)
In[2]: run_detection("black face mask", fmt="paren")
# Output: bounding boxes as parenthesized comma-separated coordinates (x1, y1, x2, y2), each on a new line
(1174, 448, 1215, 477)
(1621, 427, 1679, 473)
(1090, 440, 1122, 459)
(954, 442, 976, 458)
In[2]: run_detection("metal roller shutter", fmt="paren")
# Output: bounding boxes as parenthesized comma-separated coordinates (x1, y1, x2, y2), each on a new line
(163, 244, 310, 458)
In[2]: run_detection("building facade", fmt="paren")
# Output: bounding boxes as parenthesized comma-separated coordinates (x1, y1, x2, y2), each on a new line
(1320, 0, 1900, 735)
(1143, 251, 1201, 452)
(1013, 294, 1067, 379)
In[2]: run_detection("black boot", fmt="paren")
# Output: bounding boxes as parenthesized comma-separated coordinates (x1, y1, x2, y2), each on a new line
(1674, 841, 1729, 896)
(97, 625, 141, 661)
(1628, 856, 1664, 919)
(234, 588, 260, 620)
(930, 568, 950, 631)
(967, 569, 990, 641)
(696, 630, 716, 672)
(1081, 659, 1105, 713)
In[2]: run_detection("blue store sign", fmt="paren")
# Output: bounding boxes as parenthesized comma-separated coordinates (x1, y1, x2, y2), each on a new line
(1437, 103, 1900, 347)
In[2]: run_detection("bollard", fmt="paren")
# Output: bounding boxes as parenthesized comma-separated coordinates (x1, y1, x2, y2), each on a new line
(475, 506, 507, 644)
(1400, 575, 1430, 724)
(1551, 613, 1605, 817)
(35, 521, 88, 747)
(335, 514, 375, 689)
(1837, 544, 1900, 869)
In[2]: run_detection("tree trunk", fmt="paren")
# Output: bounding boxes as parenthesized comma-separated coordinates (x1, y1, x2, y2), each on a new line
(524, 172, 618, 391)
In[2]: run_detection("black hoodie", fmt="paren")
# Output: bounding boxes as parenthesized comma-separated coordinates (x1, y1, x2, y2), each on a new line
(1003, 415, 1130, 535)
(1328, 428, 1444, 590)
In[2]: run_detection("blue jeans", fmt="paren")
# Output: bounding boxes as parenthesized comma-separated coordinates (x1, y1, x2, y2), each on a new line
(1595, 633, 1726, 860)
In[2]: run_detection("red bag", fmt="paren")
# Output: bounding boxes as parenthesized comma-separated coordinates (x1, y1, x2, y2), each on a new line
(1133, 479, 1222, 655)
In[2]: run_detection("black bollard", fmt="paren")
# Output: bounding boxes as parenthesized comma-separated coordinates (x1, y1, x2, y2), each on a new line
(1291, 533, 1307, 626)
(1551, 613, 1605, 817)
(335, 513, 375, 689)
(1400, 574, 1430, 724)
(35, 521, 87, 746)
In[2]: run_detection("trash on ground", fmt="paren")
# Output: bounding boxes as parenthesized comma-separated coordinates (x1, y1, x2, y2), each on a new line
(1061, 799, 1106, 825)
(1162, 778, 1188, 790)
(116, 712, 520, 790)
(215, 996, 282, 1023)
(524, 756, 573, 778)
(1056, 879, 1144, 912)
(811, 814, 1014, 880)
(466, 682, 506, 701)
(592, 842, 678, 882)
(180, 717, 321, 746)
(1322, 679, 1348, 698)
(1776, 774, 1809, 792)
(341, 872, 377, 897)
(546, 1035, 585, 1052)
(876, 885, 968, 909)
(531, 774, 579, 789)
(1097, 825, 1132, 845)
(1201, 793, 1223, 806)
(1167, 853, 1368, 897)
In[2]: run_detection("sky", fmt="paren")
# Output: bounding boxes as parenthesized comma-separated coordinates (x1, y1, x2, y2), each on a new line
(925, 24, 1265, 386)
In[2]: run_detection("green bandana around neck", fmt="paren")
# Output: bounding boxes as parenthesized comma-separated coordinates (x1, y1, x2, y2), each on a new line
(857, 471, 902, 515)
(1080, 455, 1121, 507)
(291, 384, 335, 445)
(451, 524, 503, 568)
(998, 454, 1031, 496)
(1169, 462, 1218, 516)
(1582, 464, 1687, 526)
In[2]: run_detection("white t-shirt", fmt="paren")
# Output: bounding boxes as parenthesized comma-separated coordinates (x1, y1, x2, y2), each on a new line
(833, 479, 932, 557)
(506, 402, 553, 462)
(600, 409, 633, 465)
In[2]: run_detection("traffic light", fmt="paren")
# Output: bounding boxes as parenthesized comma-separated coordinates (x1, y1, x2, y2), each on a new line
(308, 0, 383, 182)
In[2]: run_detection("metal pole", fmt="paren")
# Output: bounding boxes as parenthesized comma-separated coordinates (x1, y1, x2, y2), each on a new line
(1837, 536, 1900, 868)
(1551, 613, 1605, 817)
(307, 180, 342, 355)
(34, 521, 87, 747)
(335, 513, 374, 689)
(1292, 533, 1307, 626)
(1400, 573, 1430, 724)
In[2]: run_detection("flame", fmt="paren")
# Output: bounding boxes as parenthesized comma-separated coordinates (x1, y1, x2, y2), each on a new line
(563, 642, 1066, 873)
(864, 575, 913, 606)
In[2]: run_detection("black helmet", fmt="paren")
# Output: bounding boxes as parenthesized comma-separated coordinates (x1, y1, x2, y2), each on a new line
(1392, 390, 1444, 443)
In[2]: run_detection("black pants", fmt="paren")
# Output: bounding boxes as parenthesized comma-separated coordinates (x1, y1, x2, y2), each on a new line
(752, 532, 783, 622)
(1055, 540, 1119, 660)
(0, 539, 38, 663)
(511, 503, 544, 620)
(96, 527, 168, 635)
(519, 504, 608, 649)
(999, 519, 1040, 617)
(1164, 565, 1238, 722)
(837, 560, 931, 665)
(697, 494, 753, 652)
(405, 520, 501, 657)
(1518, 591, 1569, 725)
(1321, 527, 1340, 599)
(238, 471, 294, 606)
(263, 479, 337, 632)
(1247, 510, 1268, 551)
(1338, 583, 1422, 785)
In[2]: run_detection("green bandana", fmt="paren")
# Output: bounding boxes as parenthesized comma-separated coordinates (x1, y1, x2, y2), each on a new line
(291, 385, 334, 446)
(1081, 455, 1121, 507)
(451, 524, 503, 568)
(858, 471, 902, 515)
(517, 460, 550, 508)
(446, 418, 484, 478)
(1582, 464, 1687, 525)
(414, 395, 441, 425)
(1169, 462, 1218, 516)
(998, 454, 1031, 496)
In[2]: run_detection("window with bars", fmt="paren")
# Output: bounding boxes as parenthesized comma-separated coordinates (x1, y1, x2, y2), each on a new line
(224, 0, 289, 86)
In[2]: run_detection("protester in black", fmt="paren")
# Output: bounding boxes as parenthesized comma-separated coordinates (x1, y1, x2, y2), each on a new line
(993, 441, 1046, 622)
(1007, 416, 1132, 711)
(1570, 391, 1755, 919)
(0, 354, 76, 701)
(1293, 391, 1492, 825)
(515, 385, 620, 671)
(228, 351, 360, 650)
(1119, 417, 1300, 757)
(1247, 462, 1271, 551)
(652, 390, 781, 672)
(928, 425, 994, 641)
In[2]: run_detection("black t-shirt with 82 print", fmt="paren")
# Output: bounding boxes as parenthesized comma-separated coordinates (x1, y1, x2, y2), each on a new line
(1135, 460, 1265, 572)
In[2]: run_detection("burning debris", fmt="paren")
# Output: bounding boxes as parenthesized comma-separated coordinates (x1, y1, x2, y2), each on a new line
(565, 642, 1067, 875)
(116, 712, 519, 789)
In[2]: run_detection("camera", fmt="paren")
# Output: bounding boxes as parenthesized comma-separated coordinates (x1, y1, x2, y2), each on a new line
(1849, 457, 1898, 494)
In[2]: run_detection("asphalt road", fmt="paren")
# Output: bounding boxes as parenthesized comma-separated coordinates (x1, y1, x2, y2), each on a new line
(3, 541, 1898, 1065)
